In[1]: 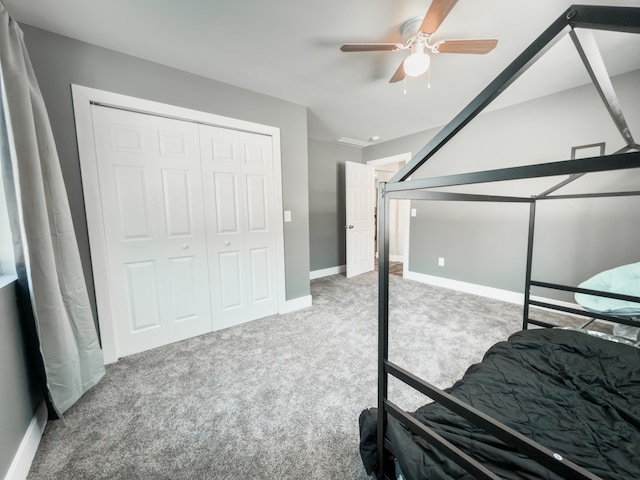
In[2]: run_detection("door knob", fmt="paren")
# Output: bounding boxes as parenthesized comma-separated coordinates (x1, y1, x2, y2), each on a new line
(181, 244, 189, 249)
(224, 241, 231, 246)
(345, 225, 354, 229)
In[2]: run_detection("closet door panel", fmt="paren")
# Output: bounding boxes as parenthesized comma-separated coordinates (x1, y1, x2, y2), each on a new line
(151, 115, 212, 342)
(109, 123, 145, 155)
(91, 106, 212, 356)
(200, 126, 246, 327)
(218, 251, 243, 310)
(200, 125, 278, 327)
(246, 174, 268, 232)
(92, 107, 167, 355)
(168, 256, 199, 321)
(213, 172, 241, 234)
(249, 247, 271, 303)
(125, 261, 162, 332)
(161, 169, 193, 237)
(113, 166, 152, 240)
(158, 130, 189, 158)
(241, 133, 278, 320)
(211, 138, 236, 163)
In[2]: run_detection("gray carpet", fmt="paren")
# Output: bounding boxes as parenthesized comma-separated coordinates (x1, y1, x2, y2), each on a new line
(27, 272, 588, 479)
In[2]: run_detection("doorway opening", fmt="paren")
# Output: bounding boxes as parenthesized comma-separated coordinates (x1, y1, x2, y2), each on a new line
(367, 153, 411, 278)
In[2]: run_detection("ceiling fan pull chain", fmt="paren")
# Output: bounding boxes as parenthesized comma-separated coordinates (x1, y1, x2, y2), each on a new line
(427, 68, 431, 89)
(403, 76, 407, 95)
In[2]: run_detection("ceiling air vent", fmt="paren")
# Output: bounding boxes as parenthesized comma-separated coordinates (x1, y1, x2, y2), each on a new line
(335, 137, 374, 148)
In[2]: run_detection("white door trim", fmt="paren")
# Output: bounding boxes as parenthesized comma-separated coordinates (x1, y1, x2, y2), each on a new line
(367, 152, 412, 274)
(71, 85, 286, 363)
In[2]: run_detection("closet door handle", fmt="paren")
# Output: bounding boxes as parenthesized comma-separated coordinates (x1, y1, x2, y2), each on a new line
(346, 225, 354, 229)
(181, 244, 189, 250)
(224, 241, 231, 246)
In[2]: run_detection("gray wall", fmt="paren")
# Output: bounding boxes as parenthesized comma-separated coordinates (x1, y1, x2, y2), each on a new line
(21, 24, 311, 309)
(308, 139, 362, 271)
(0, 281, 40, 478)
(363, 70, 640, 298)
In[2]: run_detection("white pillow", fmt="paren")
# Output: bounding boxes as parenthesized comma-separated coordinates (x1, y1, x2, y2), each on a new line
(575, 262, 640, 314)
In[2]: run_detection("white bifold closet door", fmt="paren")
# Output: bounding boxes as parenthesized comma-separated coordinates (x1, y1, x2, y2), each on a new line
(199, 125, 278, 329)
(91, 105, 212, 356)
(90, 105, 278, 357)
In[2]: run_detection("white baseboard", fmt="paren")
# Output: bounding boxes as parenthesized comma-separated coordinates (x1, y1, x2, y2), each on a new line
(404, 271, 524, 304)
(280, 295, 313, 314)
(403, 271, 586, 316)
(310, 265, 345, 280)
(5, 401, 47, 480)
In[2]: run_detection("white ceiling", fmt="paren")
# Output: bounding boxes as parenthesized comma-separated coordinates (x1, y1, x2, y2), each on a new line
(6, 0, 640, 145)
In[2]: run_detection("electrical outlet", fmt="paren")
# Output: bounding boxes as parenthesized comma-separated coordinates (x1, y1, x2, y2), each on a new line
(438, 257, 445, 267)
(284, 210, 292, 222)
(411, 208, 417, 217)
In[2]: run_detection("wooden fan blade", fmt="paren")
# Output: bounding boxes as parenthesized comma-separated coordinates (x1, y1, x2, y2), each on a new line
(340, 43, 403, 52)
(420, 0, 459, 35)
(389, 60, 405, 83)
(437, 39, 498, 54)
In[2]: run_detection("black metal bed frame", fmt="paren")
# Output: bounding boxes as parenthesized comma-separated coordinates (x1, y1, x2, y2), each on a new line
(375, 5, 640, 479)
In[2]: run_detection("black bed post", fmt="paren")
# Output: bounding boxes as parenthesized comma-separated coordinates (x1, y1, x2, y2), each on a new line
(377, 182, 390, 479)
(522, 198, 537, 330)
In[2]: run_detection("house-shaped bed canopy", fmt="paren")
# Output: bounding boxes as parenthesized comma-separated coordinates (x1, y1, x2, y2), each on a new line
(373, 5, 640, 479)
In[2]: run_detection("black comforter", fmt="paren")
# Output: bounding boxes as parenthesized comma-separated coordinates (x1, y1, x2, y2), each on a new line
(360, 328, 640, 479)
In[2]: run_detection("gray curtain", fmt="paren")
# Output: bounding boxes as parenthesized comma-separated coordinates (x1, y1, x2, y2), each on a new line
(0, 2, 105, 416)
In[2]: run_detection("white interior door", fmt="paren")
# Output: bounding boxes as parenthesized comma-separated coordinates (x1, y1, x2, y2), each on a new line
(345, 161, 375, 278)
(199, 125, 279, 329)
(91, 105, 212, 356)
(374, 168, 408, 262)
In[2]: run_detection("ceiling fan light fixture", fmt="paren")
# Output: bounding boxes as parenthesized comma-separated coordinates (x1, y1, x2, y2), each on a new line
(339, 0, 498, 84)
(404, 42, 431, 77)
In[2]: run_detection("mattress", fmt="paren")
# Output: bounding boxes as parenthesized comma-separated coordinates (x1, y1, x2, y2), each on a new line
(360, 328, 640, 480)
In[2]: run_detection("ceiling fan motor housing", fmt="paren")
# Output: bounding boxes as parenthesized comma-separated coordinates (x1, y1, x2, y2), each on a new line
(401, 16, 426, 43)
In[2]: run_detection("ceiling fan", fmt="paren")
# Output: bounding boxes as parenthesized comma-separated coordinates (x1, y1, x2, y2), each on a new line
(340, 0, 498, 83)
